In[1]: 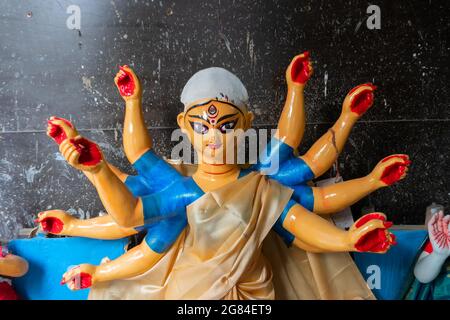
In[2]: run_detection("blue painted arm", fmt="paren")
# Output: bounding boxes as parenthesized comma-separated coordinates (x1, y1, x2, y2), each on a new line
(252, 137, 315, 186)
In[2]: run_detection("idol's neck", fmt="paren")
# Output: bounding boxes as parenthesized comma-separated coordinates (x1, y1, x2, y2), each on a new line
(196, 162, 240, 176)
(193, 162, 241, 192)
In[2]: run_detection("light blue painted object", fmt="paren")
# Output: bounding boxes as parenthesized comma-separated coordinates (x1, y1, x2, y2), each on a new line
(353, 229, 428, 300)
(9, 234, 128, 300)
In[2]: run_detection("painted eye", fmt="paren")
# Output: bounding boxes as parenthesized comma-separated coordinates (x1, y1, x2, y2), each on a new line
(190, 122, 209, 134)
(219, 120, 237, 133)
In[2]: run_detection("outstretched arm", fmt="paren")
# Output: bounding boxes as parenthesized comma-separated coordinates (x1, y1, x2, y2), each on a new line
(414, 211, 450, 283)
(300, 83, 377, 178)
(60, 212, 187, 291)
(61, 240, 163, 290)
(281, 202, 395, 253)
(114, 66, 153, 164)
(36, 210, 137, 239)
(312, 155, 410, 214)
(274, 52, 312, 149)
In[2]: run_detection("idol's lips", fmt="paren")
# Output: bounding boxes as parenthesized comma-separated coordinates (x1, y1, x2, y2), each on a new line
(207, 143, 222, 150)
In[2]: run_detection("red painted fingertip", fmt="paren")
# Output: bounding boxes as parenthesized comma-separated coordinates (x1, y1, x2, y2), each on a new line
(355, 228, 388, 253)
(381, 154, 409, 163)
(40, 217, 64, 234)
(390, 233, 397, 245)
(348, 83, 376, 95)
(117, 66, 135, 96)
(383, 221, 393, 228)
(350, 88, 375, 115)
(71, 138, 102, 166)
(381, 162, 407, 185)
(355, 213, 386, 228)
(291, 52, 312, 84)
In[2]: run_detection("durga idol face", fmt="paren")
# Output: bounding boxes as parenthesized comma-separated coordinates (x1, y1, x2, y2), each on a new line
(177, 99, 254, 165)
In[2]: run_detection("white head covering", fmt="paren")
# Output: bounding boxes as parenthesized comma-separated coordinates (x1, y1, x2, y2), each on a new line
(180, 67, 249, 112)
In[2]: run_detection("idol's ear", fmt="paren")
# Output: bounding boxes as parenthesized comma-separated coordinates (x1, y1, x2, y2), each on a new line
(244, 111, 254, 130)
(177, 112, 187, 133)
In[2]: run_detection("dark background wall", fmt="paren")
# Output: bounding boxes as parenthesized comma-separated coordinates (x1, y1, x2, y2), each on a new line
(0, 0, 448, 240)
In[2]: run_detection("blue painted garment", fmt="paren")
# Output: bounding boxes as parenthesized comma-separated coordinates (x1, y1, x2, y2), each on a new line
(125, 141, 317, 251)
(248, 137, 316, 245)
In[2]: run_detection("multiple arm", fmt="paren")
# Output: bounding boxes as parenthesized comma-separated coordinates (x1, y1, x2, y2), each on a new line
(61, 240, 163, 290)
(300, 83, 377, 178)
(311, 155, 410, 214)
(284, 203, 395, 253)
(274, 52, 312, 149)
(114, 66, 153, 163)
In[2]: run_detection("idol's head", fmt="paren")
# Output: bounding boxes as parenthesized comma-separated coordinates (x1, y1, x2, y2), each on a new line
(177, 68, 254, 165)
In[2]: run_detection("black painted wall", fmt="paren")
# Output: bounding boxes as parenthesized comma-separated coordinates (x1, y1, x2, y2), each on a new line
(0, 0, 448, 240)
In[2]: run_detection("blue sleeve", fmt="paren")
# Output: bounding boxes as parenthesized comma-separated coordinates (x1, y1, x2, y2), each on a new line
(270, 157, 315, 186)
(289, 184, 314, 212)
(143, 211, 187, 253)
(272, 199, 297, 246)
(124, 175, 153, 197)
(141, 177, 204, 225)
(252, 137, 314, 186)
(132, 149, 183, 193)
(252, 137, 295, 175)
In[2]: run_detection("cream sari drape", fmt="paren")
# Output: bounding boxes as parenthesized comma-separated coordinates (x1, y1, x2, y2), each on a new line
(89, 164, 374, 300)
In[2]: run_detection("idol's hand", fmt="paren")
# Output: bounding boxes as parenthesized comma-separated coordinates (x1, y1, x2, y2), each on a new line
(348, 213, 396, 253)
(286, 51, 313, 87)
(428, 211, 450, 257)
(342, 83, 377, 117)
(61, 264, 97, 290)
(35, 210, 75, 235)
(114, 65, 141, 101)
(368, 154, 411, 187)
(59, 136, 104, 173)
(47, 116, 78, 145)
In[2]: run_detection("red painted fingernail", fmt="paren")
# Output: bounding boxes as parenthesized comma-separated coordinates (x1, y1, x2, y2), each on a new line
(384, 221, 393, 228)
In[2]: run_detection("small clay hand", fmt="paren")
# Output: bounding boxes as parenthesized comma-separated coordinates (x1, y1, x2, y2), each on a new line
(35, 210, 75, 235)
(428, 211, 450, 257)
(348, 212, 396, 253)
(114, 65, 142, 101)
(369, 154, 411, 187)
(342, 83, 377, 117)
(61, 264, 97, 290)
(286, 51, 313, 87)
(59, 136, 104, 173)
(47, 116, 78, 145)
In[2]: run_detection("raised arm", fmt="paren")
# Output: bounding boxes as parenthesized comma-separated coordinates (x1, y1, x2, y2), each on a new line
(47, 117, 130, 185)
(57, 136, 144, 227)
(300, 83, 377, 178)
(414, 211, 450, 283)
(274, 52, 312, 149)
(114, 65, 153, 163)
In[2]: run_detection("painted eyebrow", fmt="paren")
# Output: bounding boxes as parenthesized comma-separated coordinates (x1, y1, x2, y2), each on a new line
(188, 114, 210, 124)
(217, 113, 239, 123)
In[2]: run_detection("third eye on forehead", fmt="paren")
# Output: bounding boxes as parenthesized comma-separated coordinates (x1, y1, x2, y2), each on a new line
(188, 112, 239, 125)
